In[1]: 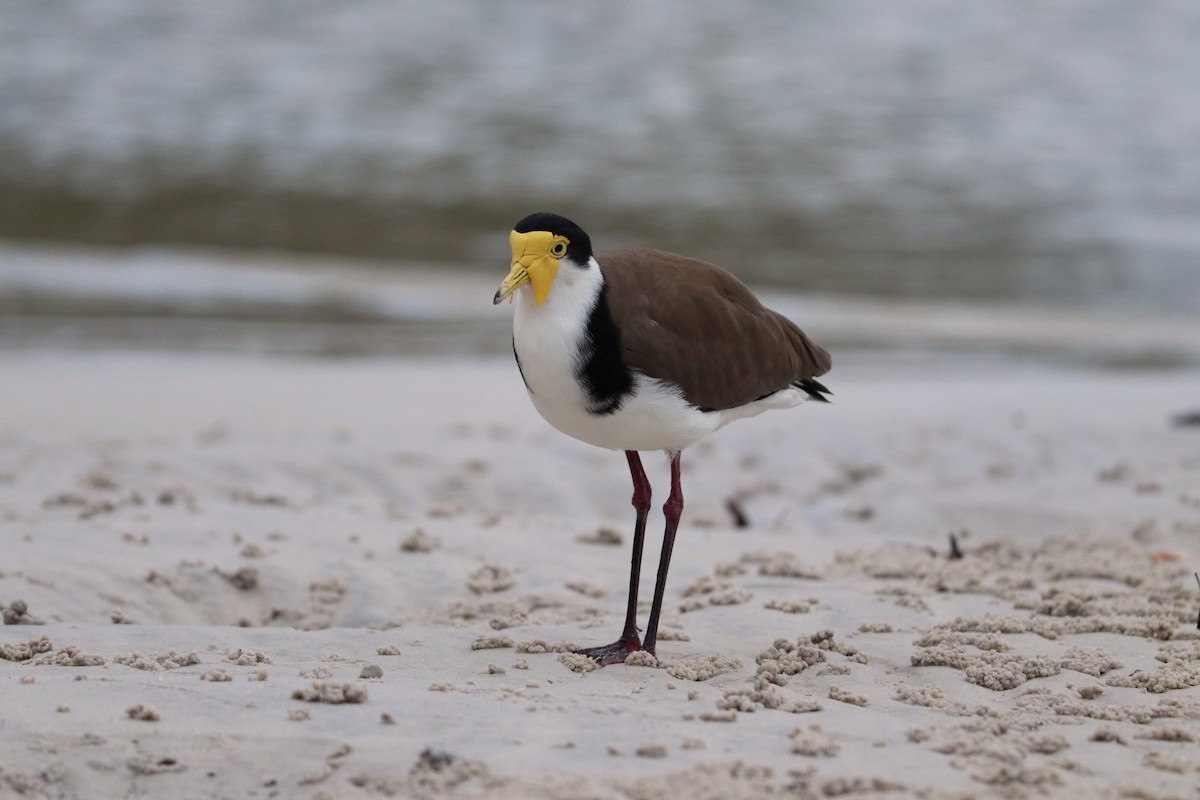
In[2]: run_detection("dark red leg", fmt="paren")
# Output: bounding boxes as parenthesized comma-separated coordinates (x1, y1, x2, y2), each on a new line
(577, 450, 651, 665)
(642, 451, 683, 659)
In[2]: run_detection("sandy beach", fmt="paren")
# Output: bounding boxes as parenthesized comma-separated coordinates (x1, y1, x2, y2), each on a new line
(1, 348, 1198, 799)
(5, 2, 1199, 796)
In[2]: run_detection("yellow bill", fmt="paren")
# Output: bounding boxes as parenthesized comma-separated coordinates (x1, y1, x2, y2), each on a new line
(493, 230, 569, 306)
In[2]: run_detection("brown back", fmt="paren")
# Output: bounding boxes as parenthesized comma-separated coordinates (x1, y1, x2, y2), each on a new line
(598, 248, 831, 411)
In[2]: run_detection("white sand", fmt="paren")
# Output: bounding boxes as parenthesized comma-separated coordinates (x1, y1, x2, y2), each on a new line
(2, 351, 1199, 799)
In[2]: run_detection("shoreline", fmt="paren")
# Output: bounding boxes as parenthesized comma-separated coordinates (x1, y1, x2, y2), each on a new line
(3, 241, 1200, 370)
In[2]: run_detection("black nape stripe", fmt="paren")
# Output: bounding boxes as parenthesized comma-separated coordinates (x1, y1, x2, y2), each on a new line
(578, 285, 633, 415)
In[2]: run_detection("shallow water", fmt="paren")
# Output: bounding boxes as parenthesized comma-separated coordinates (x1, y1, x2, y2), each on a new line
(2, 242, 1198, 371)
(2, 1, 1199, 313)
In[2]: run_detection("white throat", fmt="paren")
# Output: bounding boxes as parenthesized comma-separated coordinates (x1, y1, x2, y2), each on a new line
(511, 256, 604, 366)
(510, 256, 611, 437)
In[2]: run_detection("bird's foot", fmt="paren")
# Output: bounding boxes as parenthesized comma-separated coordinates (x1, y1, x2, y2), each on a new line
(576, 633, 643, 666)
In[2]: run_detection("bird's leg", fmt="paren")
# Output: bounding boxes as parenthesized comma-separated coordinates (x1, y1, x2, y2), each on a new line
(577, 450, 651, 665)
(641, 451, 683, 660)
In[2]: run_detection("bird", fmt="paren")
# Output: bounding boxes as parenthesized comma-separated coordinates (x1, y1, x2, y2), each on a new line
(493, 212, 831, 665)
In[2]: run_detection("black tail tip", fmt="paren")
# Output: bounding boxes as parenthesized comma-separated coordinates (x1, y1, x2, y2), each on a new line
(797, 378, 833, 403)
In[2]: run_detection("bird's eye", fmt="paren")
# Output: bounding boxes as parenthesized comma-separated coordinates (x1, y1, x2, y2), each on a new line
(550, 240, 568, 257)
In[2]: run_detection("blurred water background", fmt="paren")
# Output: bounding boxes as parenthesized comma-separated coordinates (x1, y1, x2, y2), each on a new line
(1, 1, 1198, 364)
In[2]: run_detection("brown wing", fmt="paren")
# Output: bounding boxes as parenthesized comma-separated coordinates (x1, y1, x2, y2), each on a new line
(598, 247, 831, 411)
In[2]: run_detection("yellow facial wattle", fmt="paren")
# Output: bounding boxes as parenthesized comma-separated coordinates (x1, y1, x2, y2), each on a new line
(493, 230, 569, 307)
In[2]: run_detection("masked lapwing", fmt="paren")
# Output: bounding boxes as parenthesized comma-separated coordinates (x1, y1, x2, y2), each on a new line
(494, 212, 832, 665)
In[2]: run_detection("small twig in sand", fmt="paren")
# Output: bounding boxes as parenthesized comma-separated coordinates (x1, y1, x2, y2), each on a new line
(1194, 573, 1200, 630)
(1171, 410, 1200, 428)
(948, 532, 964, 560)
(725, 497, 750, 528)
